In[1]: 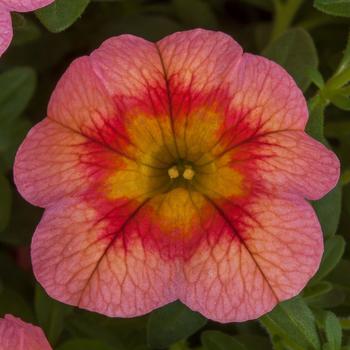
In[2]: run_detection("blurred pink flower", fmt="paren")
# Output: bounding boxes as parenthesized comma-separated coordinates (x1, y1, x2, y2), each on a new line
(0, 0, 54, 57)
(0, 314, 51, 350)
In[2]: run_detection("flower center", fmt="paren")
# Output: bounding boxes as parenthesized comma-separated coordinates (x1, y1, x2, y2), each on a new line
(167, 162, 195, 182)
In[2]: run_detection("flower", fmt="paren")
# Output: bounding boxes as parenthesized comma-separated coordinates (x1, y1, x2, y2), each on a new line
(0, 0, 55, 57)
(0, 314, 52, 349)
(14, 29, 339, 322)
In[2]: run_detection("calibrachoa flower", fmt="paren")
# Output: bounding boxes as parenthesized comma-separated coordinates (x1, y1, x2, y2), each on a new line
(0, 0, 55, 57)
(0, 314, 51, 349)
(14, 29, 339, 322)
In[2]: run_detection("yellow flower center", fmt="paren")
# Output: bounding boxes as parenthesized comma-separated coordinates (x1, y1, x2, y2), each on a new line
(168, 164, 195, 181)
(103, 109, 248, 236)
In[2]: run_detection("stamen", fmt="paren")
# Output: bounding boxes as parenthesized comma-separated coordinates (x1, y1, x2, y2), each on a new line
(183, 166, 195, 180)
(168, 166, 180, 179)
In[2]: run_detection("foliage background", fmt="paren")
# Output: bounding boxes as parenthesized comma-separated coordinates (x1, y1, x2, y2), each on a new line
(0, 0, 350, 349)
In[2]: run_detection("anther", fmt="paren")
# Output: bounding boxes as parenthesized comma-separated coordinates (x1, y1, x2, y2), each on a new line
(183, 166, 195, 180)
(168, 166, 180, 179)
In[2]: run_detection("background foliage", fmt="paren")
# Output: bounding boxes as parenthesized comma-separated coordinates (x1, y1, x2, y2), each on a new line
(0, 0, 350, 349)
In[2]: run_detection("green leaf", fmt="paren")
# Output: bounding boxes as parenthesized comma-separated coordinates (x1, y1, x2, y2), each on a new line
(314, 0, 350, 17)
(147, 301, 207, 349)
(0, 174, 11, 232)
(0, 67, 36, 124)
(172, 0, 218, 27)
(313, 180, 342, 238)
(328, 260, 350, 288)
(240, 0, 273, 11)
(263, 28, 318, 91)
(56, 338, 115, 350)
(308, 68, 325, 89)
(312, 235, 346, 283)
(324, 312, 342, 350)
(201, 331, 246, 350)
(260, 297, 321, 350)
(304, 281, 333, 301)
(35, 285, 72, 346)
(340, 318, 350, 330)
(36, 0, 90, 33)
(12, 13, 41, 46)
(0, 287, 34, 322)
(329, 92, 350, 111)
(337, 32, 350, 73)
(67, 311, 146, 349)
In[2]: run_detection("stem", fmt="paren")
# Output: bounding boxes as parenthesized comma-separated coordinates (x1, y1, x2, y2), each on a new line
(326, 66, 350, 90)
(270, 0, 304, 43)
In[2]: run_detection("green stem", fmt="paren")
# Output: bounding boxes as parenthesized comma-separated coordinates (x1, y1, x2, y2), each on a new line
(326, 66, 350, 90)
(270, 0, 304, 43)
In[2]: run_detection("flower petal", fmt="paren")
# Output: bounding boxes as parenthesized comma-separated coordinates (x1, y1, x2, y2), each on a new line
(32, 196, 178, 317)
(14, 57, 124, 207)
(157, 30, 307, 143)
(0, 314, 52, 350)
(0, 8, 12, 58)
(231, 130, 340, 200)
(156, 28, 242, 100)
(14, 118, 124, 207)
(0, 0, 54, 12)
(180, 194, 323, 322)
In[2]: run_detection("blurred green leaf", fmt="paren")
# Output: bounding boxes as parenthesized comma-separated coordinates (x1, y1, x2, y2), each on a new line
(308, 67, 325, 89)
(12, 14, 41, 46)
(0, 174, 11, 232)
(201, 331, 246, 350)
(234, 335, 272, 350)
(328, 260, 350, 288)
(337, 32, 350, 73)
(0, 252, 32, 292)
(36, 0, 90, 33)
(324, 312, 342, 350)
(307, 286, 346, 309)
(147, 301, 207, 349)
(56, 338, 115, 350)
(340, 318, 350, 329)
(0, 117, 31, 170)
(0, 287, 34, 322)
(313, 182, 342, 238)
(304, 281, 333, 300)
(67, 311, 145, 349)
(0, 192, 42, 246)
(240, 0, 273, 11)
(172, 0, 218, 27)
(314, 0, 350, 18)
(260, 297, 321, 350)
(263, 28, 318, 91)
(329, 92, 350, 111)
(312, 235, 346, 283)
(35, 285, 72, 346)
(0, 67, 36, 124)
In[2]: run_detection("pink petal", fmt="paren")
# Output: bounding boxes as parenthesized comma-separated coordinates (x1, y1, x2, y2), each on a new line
(157, 30, 307, 137)
(0, 314, 52, 350)
(180, 194, 323, 322)
(32, 196, 178, 317)
(14, 57, 119, 207)
(0, 0, 54, 12)
(230, 130, 340, 200)
(14, 118, 123, 207)
(0, 8, 12, 58)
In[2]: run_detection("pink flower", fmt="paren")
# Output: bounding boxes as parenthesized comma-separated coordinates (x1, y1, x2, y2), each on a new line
(0, 314, 51, 350)
(14, 29, 340, 322)
(0, 0, 55, 57)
